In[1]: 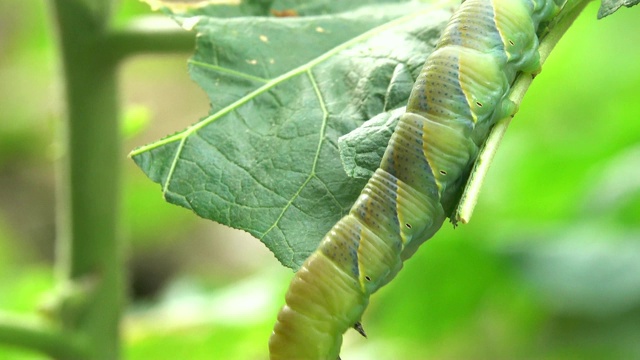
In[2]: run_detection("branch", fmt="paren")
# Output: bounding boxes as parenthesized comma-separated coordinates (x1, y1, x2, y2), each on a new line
(0, 312, 89, 360)
(49, 0, 124, 358)
(107, 17, 195, 61)
(455, 0, 594, 223)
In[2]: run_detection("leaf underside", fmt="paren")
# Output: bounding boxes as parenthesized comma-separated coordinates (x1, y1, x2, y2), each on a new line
(131, 0, 454, 269)
(598, 0, 640, 19)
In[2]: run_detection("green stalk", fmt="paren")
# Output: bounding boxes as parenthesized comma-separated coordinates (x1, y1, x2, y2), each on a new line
(0, 1, 195, 358)
(47, 1, 196, 358)
(49, 0, 122, 358)
(107, 27, 196, 61)
(455, 0, 593, 223)
(0, 312, 89, 360)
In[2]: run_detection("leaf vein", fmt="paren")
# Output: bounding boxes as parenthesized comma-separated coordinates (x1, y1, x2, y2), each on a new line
(188, 59, 270, 83)
(258, 69, 329, 256)
(162, 136, 188, 195)
(129, 7, 439, 158)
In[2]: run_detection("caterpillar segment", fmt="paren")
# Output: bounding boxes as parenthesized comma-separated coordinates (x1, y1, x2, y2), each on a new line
(270, 1, 565, 359)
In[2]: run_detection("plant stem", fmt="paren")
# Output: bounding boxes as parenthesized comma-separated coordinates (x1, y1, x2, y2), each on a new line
(0, 313, 89, 360)
(107, 26, 195, 61)
(46, 1, 197, 358)
(455, 0, 593, 223)
(49, 0, 122, 358)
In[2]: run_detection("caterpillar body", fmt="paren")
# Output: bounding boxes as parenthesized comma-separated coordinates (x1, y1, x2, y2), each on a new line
(270, 0, 565, 358)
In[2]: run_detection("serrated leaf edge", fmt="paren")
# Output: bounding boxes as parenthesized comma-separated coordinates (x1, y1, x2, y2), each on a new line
(259, 69, 330, 258)
(129, 2, 449, 158)
(128, 1, 452, 262)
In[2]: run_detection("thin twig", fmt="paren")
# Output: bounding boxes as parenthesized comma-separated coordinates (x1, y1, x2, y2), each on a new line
(455, 0, 594, 223)
(0, 312, 89, 360)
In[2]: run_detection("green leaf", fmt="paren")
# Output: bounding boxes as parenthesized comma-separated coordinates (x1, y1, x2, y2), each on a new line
(143, 0, 411, 19)
(268, 0, 411, 16)
(142, 0, 273, 18)
(338, 106, 404, 180)
(131, 2, 453, 269)
(598, 0, 640, 19)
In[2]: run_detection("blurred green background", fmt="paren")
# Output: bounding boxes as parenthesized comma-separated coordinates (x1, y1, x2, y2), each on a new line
(0, 1, 639, 359)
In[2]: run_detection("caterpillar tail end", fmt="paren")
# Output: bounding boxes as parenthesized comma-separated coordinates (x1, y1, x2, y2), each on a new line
(269, 252, 369, 360)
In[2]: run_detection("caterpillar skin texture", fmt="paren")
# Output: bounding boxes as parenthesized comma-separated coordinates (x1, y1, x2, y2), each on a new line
(270, 0, 565, 359)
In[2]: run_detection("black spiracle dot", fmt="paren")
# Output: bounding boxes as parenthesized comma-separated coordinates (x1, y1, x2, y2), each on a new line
(476, 101, 483, 107)
(509, 39, 515, 46)
(405, 223, 412, 229)
(439, 170, 447, 175)
(365, 276, 372, 282)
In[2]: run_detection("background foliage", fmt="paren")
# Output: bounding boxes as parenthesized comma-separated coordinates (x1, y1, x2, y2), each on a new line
(0, 1, 639, 359)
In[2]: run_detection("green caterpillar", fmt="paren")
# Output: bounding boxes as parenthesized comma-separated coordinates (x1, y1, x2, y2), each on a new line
(269, 0, 565, 358)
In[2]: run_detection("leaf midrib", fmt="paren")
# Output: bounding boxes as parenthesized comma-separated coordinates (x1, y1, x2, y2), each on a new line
(129, 3, 445, 158)
(129, 1, 451, 266)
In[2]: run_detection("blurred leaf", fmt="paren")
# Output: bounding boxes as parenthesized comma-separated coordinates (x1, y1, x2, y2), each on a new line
(122, 105, 152, 140)
(581, 145, 640, 221)
(131, 2, 453, 269)
(504, 226, 640, 318)
(598, 0, 639, 19)
(125, 269, 289, 360)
